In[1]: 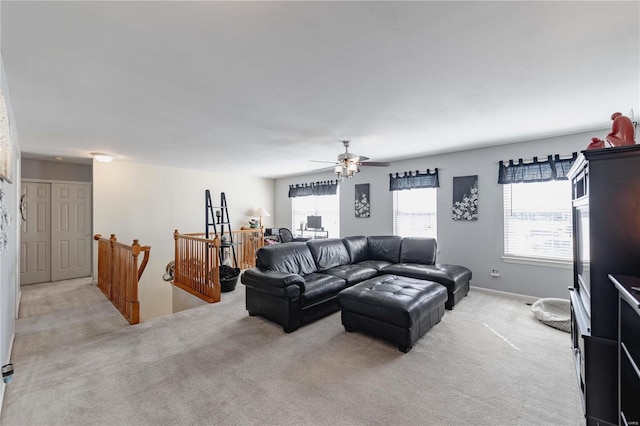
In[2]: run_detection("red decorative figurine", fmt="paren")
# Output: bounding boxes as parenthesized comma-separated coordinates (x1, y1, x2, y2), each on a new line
(586, 137, 605, 150)
(587, 112, 636, 150)
(606, 112, 636, 146)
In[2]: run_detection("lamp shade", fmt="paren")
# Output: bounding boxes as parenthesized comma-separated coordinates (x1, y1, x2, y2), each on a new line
(253, 207, 271, 218)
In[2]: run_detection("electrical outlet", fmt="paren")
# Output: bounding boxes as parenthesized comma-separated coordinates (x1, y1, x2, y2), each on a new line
(491, 269, 500, 277)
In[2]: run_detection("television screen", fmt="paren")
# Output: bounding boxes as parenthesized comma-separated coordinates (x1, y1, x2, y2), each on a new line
(307, 215, 322, 230)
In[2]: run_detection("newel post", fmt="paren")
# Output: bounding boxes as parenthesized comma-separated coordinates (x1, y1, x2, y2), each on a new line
(212, 233, 221, 302)
(174, 230, 180, 281)
(130, 239, 141, 324)
(109, 234, 117, 298)
(132, 239, 141, 266)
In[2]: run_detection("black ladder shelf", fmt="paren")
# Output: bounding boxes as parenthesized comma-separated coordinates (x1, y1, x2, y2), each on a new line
(205, 190, 237, 267)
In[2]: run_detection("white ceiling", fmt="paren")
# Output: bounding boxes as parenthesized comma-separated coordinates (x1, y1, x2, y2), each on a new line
(2, 1, 639, 178)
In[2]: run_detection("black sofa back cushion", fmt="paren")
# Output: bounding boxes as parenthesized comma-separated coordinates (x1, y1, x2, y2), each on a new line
(307, 239, 351, 271)
(367, 236, 402, 263)
(342, 236, 369, 264)
(400, 237, 438, 265)
(256, 242, 317, 276)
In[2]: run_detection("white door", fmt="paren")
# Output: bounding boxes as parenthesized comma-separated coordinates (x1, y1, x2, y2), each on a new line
(51, 182, 92, 281)
(20, 182, 51, 285)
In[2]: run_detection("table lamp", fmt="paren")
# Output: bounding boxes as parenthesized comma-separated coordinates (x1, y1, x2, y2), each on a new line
(253, 207, 271, 229)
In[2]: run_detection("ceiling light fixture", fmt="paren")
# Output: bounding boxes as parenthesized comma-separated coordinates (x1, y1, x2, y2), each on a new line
(313, 141, 389, 180)
(334, 162, 359, 179)
(91, 152, 115, 163)
(334, 141, 361, 179)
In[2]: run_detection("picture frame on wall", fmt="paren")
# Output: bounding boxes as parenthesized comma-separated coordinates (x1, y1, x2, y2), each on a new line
(452, 175, 478, 221)
(355, 183, 370, 218)
(0, 144, 12, 184)
(0, 89, 12, 183)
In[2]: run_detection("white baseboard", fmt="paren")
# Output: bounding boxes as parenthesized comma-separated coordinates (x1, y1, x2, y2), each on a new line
(470, 285, 539, 304)
(8, 333, 14, 365)
(16, 290, 21, 319)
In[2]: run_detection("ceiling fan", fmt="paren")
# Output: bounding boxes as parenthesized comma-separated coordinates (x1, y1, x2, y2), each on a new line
(311, 140, 390, 179)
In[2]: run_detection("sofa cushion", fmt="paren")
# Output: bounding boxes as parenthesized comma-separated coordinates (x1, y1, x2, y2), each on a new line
(342, 236, 369, 263)
(367, 236, 402, 263)
(357, 259, 393, 272)
(256, 242, 317, 276)
(382, 264, 441, 284)
(434, 263, 473, 286)
(323, 264, 378, 286)
(382, 263, 471, 293)
(400, 237, 437, 265)
(307, 239, 351, 271)
(300, 273, 347, 306)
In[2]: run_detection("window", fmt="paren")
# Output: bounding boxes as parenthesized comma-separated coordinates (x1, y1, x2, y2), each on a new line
(393, 188, 437, 238)
(291, 191, 339, 238)
(503, 180, 572, 262)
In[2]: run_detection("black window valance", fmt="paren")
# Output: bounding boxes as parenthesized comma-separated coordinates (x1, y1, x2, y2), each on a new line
(389, 168, 439, 191)
(288, 180, 338, 198)
(498, 153, 577, 184)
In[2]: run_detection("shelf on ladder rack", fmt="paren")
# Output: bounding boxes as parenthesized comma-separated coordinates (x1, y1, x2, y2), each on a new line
(204, 189, 238, 269)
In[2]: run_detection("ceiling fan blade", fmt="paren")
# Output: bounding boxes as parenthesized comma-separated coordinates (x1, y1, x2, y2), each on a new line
(354, 156, 369, 162)
(360, 161, 390, 167)
(310, 160, 338, 164)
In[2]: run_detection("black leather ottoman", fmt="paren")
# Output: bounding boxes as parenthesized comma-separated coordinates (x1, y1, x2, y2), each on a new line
(337, 275, 448, 353)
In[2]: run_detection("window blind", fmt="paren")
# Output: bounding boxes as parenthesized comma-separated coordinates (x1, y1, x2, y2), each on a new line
(392, 187, 437, 239)
(503, 181, 573, 261)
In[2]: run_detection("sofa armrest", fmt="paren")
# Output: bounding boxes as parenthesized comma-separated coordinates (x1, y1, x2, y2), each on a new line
(241, 269, 306, 300)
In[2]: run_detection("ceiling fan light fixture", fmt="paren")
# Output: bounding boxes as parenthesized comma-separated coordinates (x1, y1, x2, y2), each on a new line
(335, 161, 359, 179)
(327, 140, 386, 179)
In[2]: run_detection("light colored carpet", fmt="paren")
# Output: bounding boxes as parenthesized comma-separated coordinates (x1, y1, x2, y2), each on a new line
(2, 278, 583, 425)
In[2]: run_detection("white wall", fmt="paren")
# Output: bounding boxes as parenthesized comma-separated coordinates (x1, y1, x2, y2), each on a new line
(93, 161, 274, 320)
(275, 130, 606, 299)
(21, 158, 92, 182)
(0, 55, 21, 402)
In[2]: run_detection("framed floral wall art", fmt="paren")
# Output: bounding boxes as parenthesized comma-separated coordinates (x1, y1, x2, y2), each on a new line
(452, 175, 478, 221)
(0, 89, 12, 183)
(355, 183, 370, 218)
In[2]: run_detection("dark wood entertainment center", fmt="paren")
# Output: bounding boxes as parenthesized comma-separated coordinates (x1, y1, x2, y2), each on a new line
(609, 275, 640, 426)
(567, 145, 640, 425)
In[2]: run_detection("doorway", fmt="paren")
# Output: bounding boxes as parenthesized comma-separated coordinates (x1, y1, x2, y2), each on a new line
(20, 180, 92, 285)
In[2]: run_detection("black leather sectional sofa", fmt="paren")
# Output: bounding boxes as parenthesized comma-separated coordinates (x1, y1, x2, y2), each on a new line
(240, 235, 472, 332)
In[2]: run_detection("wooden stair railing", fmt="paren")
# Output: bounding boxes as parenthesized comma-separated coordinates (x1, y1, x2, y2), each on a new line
(94, 234, 150, 325)
(173, 230, 221, 303)
(233, 229, 264, 270)
(172, 229, 264, 303)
